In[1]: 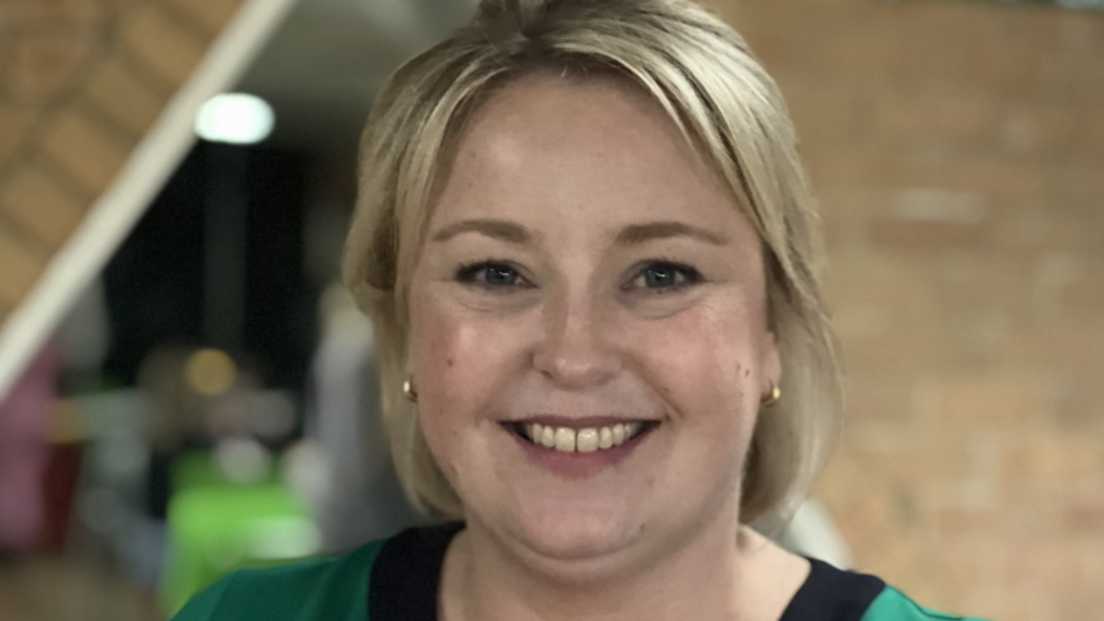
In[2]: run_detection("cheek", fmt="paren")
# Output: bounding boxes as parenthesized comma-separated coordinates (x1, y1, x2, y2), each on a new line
(634, 302, 762, 427)
(408, 299, 524, 429)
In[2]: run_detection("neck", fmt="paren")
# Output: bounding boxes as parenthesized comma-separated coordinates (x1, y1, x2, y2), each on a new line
(441, 508, 768, 621)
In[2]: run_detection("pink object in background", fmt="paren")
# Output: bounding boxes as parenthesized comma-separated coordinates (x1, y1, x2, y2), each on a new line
(0, 343, 60, 553)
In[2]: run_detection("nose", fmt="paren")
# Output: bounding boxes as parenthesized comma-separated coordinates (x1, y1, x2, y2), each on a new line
(532, 293, 621, 389)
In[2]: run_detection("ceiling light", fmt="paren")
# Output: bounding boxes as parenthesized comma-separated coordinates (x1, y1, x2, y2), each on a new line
(195, 93, 275, 144)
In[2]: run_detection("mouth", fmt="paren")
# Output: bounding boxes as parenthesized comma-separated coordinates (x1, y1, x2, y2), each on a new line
(502, 420, 659, 453)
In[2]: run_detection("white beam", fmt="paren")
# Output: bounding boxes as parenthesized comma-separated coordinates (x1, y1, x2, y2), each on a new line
(0, 0, 301, 400)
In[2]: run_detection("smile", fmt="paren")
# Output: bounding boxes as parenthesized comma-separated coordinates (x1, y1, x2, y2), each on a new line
(506, 421, 656, 453)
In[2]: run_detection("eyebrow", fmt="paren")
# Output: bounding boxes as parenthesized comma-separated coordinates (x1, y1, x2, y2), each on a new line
(615, 221, 730, 246)
(431, 218, 534, 244)
(429, 218, 731, 247)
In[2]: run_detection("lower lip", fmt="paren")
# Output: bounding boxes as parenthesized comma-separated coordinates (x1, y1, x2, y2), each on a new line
(508, 426, 652, 480)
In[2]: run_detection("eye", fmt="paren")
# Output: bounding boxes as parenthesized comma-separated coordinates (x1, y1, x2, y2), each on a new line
(626, 261, 702, 292)
(455, 261, 530, 289)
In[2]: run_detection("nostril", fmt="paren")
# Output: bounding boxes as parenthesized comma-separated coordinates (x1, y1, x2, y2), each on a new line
(531, 342, 622, 388)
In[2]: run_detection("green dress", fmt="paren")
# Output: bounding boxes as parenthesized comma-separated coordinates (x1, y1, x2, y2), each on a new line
(173, 524, 991, 621)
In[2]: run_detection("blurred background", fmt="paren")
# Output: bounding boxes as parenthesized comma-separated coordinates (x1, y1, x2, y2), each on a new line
(0, 0, 1101, 619)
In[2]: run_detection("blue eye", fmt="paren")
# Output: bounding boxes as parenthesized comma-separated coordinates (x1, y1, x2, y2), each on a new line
(456, 261, 527, 288)
(629, 261, 701, 291)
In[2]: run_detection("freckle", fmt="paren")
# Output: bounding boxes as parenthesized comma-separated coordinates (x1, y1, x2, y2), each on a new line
(447, 358, 454, 367)
(744, 368, 750, 378)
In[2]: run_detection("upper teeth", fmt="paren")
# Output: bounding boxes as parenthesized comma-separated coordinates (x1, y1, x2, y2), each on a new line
(525, 422, 645, 452)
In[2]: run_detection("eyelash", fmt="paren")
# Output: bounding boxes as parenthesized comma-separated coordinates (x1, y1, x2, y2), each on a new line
(455, 260, 533, 291)
(625, 260, 703, 294)
(454, 259, 703, 294)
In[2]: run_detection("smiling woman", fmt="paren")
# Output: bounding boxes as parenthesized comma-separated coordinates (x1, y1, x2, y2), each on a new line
(172, 1, 990, 620)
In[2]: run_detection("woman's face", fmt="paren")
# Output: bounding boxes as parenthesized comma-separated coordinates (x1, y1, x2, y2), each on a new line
(407, 74, 780, 566)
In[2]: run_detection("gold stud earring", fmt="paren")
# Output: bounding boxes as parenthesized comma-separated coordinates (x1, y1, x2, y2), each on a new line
(760, 384, 781, 407)
(403, 376, 418, 403)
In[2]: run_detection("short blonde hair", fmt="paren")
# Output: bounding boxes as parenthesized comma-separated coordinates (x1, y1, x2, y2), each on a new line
(343, 0, 842, 526)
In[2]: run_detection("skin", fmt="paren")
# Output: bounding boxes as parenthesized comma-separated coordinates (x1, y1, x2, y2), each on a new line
(405, 73, 809, 621)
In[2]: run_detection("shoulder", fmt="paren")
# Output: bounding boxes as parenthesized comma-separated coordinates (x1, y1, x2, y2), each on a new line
(785, 557, 992, 621)
(860, 585, 993, 621)
(170, 538, 387, 621)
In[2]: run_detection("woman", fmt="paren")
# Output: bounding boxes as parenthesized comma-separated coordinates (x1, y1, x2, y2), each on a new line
(174, 1, 990, 619)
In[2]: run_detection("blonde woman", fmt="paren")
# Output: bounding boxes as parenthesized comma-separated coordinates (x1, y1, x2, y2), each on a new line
(174, 1, 990, 619)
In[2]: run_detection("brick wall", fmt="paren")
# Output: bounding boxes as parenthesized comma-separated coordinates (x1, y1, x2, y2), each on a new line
(0, 0, 244, 322)
(3, 0, 1100, 618)
(708, 1, 1104, 619)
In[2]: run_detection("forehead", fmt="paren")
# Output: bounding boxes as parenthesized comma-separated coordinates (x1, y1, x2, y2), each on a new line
(431, 73, 746, 235)
(459, 74, 690, 172)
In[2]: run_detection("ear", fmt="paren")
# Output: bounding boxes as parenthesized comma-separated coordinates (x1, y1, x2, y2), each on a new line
(403, 349, 415, 379)
(761, 330, 782, 395)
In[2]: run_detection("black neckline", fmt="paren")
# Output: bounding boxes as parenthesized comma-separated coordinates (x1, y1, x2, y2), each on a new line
(779, 556, 886, 621)
(369, 522, 463, 621)
(368, 523, 885, 621)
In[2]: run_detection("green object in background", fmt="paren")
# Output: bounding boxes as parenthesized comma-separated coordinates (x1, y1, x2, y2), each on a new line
(160, 451, 320, 617)
(169, 450, 281, 491)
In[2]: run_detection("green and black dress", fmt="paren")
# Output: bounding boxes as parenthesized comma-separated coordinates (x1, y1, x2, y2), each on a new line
(173, 523, 989, 621)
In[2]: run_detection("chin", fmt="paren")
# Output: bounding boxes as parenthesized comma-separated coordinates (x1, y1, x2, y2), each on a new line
(504, 496, 646, 563)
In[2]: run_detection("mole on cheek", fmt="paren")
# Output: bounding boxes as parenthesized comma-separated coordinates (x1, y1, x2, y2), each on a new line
(447, 358, 455, 367)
